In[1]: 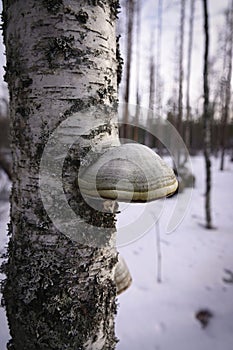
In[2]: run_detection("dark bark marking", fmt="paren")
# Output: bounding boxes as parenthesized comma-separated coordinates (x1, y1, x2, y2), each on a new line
(42, 0, 64, 14)
(116, 35, 123, 87)
(46, 35, 76, 68)
(65, 6, 89, 24)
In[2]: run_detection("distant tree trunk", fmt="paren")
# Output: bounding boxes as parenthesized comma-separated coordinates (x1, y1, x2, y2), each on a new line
(1, 1, 120, 349)
(146, 36, 155, 148)
(177, 0, 185, 139)
(176, 0, 185, 167)
(124, 0, 134, 139)
(220, 0, 233, 171)
(185, 0, 195, 150)
(134, 0, 141, 142)
(149, 49, 155, 113)
(202, 0, 213, 229)
(155, 0, 163, 155)
(155, 0, 163, 114)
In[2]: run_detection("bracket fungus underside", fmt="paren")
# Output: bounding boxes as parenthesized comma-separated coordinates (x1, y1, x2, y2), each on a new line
(78, 143, 178, 203)
(114, 255, 132, 295)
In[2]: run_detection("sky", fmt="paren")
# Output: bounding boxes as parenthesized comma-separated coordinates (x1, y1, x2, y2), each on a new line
(0, 0, 231, 113)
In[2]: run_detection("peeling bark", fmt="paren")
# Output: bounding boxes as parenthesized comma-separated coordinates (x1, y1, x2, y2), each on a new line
(1, 1, 120, 349)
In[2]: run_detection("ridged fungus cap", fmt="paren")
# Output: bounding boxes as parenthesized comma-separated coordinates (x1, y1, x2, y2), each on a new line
(78, 143, 178, 202)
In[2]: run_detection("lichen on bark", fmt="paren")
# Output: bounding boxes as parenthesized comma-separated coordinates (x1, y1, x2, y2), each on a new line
(1, 0, 120, 349)
(42, 0, 64, 14)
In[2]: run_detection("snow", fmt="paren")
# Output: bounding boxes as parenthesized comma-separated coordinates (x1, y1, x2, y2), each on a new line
(0, 154, 233, 350)
(116, 154, 233, 350)
(0, 171, 10, 348)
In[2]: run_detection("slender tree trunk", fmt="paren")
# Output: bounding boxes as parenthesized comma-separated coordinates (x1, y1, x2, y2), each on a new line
(147, 37, 155, 148)
(123, 0, 134, 139)
(1, 1, 120, 349)
(177, 0, 185, 139)
(134, 0, 141, 142)
(149, 51, 155, 113)
(175, 0, 185, 167)
(185, 0, 195, 150)
(155, 0, 163, 115)
(202, 0, 212, 229)
(155, 0, 163, 155)
(220, 0, 233, 171)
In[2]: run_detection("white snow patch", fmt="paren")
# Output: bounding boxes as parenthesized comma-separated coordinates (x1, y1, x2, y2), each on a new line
(116, 155, 233, 350)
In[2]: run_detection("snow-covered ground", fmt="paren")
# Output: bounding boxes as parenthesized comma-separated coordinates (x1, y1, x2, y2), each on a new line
(0, 154, 233, 349)
(0, 171, 11, 348)
(116, 154, 233, 350)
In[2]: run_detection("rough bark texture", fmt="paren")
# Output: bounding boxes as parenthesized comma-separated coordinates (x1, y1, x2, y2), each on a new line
(202, 0, 212, 229)
(1, 1, 120, 349)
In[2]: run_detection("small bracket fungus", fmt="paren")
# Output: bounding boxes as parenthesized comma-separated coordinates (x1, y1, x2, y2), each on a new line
(114, 255, 132, 295)
(78, 143, 178, 202)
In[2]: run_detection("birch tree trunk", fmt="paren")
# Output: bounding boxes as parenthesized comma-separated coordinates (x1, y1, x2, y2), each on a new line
(176, 0, 185, 167)
(155, 0, 163, 156)
(185, 0, 195, 151)
(202, 0, 212, 229)
(1, 1, 120, 349)
(177, 0, 185, 139)
(134, 0, 141, 142)
(220, 0, 233, 171)
(123, 0, 134, 139)
(147, 40, 155, 148)
(155, 0, 163, 118)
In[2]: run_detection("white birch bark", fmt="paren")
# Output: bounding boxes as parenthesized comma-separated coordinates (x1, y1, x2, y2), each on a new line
(2, 1, 120, 349)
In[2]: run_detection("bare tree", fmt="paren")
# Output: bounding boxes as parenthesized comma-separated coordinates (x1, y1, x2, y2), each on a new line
(155, 0, 163, 118)
(155, 0, 163, 155)
(185, 0, 195, 150)
(146, 35, 156, 148)
(134, 0, 141, 142)
(149, 41, 155, 113)
(1, 1, 120, 348)
(123, 0, 135, 139)
(202, 0, 213, 229)
(177, 0, 186, 141)
(220, 0, 233, 171)
(172, 0, 186, 167)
